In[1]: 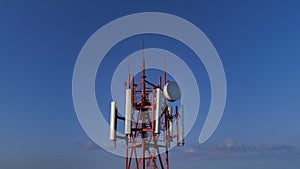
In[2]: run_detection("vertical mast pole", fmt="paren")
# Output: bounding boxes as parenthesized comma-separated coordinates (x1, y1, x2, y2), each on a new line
(141, 39, 146, 103)
(164, 54, 167, 85)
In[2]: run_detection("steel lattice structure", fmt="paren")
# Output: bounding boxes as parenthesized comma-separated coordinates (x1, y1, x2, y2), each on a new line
(109, 43, 184, 169)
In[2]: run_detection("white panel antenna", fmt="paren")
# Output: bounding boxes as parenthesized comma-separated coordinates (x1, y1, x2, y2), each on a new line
(155, 88, 163, 134)
(179, 105, 184, 145)
(125, 89, 132, 135)
(109, 101, 117, 141)
(168, 107, 173, 140)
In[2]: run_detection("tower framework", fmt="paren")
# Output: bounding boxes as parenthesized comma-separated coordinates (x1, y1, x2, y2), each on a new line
(110, 57, 184, 169)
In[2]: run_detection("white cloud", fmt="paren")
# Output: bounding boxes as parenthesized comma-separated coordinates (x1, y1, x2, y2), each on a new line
(174, 139, 300, 159)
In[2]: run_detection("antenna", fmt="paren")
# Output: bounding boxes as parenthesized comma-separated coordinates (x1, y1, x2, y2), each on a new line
(164, 54, 166, 72)
(155, 88, 163, 134)
(125, 89, 132, 135)
(168, 107, 173, 141)
(109, 101, 116, 141)
(179, 105, 185, 145)
(141, 39, 146, 102)
(164, 54, 167, 85)
(142, 38, 144, 60)
(128, 56, 130, 89)
(141, 38, 145, 71)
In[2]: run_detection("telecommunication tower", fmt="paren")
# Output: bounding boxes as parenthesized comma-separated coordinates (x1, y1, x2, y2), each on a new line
(109, 42, 184, 169)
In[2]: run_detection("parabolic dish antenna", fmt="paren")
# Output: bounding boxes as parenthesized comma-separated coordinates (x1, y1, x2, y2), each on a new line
(163, 81, 181, 102)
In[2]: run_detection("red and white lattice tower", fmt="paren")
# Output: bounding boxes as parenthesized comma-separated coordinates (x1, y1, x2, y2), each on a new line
(109, 42, 184, 169)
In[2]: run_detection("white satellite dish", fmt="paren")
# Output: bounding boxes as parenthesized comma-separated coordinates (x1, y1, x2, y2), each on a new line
(163, 81, 181, 102)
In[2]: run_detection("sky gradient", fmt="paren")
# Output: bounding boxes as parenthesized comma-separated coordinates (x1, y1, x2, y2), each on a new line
(1, 0, 300, 168)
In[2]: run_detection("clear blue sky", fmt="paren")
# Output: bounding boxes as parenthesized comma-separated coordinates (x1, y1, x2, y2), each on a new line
(1, 0, 300, 169)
